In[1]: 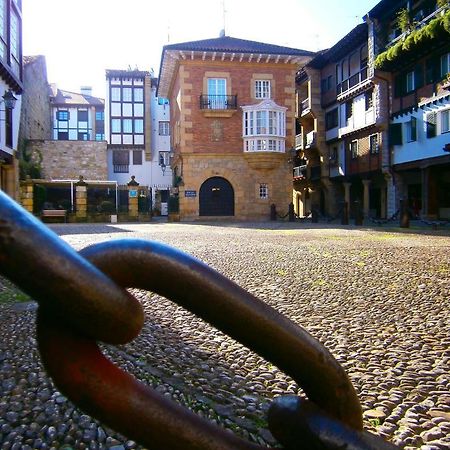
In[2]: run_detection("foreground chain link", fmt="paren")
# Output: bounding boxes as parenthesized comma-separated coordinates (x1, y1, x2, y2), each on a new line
(0, 191, 398, 449)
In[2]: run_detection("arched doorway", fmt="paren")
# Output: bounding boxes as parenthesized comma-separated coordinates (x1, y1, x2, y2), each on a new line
(199, 177, 234, 216)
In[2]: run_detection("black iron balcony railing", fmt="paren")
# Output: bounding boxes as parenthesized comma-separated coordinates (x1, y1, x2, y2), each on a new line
(199, 95, 238, 110)
(337, 67, 368, 96)
(113, 164, 129, 173)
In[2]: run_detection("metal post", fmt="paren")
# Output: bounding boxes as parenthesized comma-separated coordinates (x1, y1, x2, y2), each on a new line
(341, 202, 349, 225)
(288, 202, 295, 222)
(400, 199, 410, 228)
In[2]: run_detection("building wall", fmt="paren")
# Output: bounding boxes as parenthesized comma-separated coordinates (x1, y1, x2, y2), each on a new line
(172, 59, 296, 220)
(28, 140, 107, 180)
(19, 55, 51, 147)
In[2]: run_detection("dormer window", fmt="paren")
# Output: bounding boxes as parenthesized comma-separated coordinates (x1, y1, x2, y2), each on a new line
(242, 99, 286, 153)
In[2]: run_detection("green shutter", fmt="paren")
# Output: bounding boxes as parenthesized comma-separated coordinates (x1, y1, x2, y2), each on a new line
(389, 123, 403, 145)
(410, 117, 417, 142)
(415, 64, 424, 89)
(426, 112, 437, 138)
(394, 74, 405, 97)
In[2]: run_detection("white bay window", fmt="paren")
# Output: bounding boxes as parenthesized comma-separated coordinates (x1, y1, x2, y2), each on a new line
(242, 99, 286, 153)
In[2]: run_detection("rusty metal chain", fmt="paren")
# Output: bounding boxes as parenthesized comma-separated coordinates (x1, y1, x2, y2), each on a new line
(0, 190, 398, 449)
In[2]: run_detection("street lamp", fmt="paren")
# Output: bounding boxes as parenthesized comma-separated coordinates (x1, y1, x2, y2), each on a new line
(160, 161, 166, 175)
(1, 90, 17, 112)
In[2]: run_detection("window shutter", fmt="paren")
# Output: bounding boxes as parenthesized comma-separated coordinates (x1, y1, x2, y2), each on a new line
(394, 74, 405, 97)
(426, 57, 440, 84)
(415, 64, 424, 89)
(410, 117, 417, 142)
(389, 123, 403, 145)
(426, 112, 437, 138)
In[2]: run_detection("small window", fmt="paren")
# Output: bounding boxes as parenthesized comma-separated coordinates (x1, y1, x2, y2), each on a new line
(159, 121, 170, 136)
(78, 132, 89, 141)
(159, 151, 170, 166)
(95, 111, 104, 121)
(95, 133, 105, 141)
(123, 119, 133, 133)
(259, 183, 269, 199)
(158, 97, 169, 105)
(441, 110, 450, 133)
(111, 119, 121, 133)
(58, 131, 69, 140)
(78, 110, 88, 122)
(255, 80, 270, 99)
(111, 87, 121, 101)
(134, 119, 144, 134)
(365, 89, 374, 110)
(350, 140, 358, 159)
(369, 134, 379, 154)
(406, 71, 415, 93)
(123, 87, 132, 102)
(134, 88, 144, 102)
(57, 110, 69, 121)
(133, 150, 142, 165)
(406, 117, 417, 142)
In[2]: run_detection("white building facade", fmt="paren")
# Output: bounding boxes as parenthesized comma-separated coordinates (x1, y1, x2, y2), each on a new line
(105, 70, 172, 214)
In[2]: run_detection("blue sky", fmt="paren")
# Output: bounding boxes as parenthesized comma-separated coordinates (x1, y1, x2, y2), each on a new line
(23, 0, 381, 97)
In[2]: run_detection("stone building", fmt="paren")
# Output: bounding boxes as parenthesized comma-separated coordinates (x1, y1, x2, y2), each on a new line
(19, 55, 52, 147)
(370, 0, 450, 219)
(0, 0, 23, 200)
(158, 34, 314, 221)
(295, 22, 393, 220)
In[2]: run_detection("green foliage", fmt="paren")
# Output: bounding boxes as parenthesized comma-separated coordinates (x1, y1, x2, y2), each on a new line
(437, 0, 450, 9)
(375, 9, 450, 69)
(0, 277, 30, 304)
(397, 8, 413, 34)
(19, 144, 43, 180)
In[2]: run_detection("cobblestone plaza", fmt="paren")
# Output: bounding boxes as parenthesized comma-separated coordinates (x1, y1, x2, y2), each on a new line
(1, 222, 449, 449)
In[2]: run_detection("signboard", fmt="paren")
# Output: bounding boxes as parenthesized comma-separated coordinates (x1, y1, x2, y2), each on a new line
(129, 190, 138, 198)
(184, 190, 197, 198)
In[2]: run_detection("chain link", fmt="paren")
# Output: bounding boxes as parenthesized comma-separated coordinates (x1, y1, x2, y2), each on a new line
(0, 191, 398, 449)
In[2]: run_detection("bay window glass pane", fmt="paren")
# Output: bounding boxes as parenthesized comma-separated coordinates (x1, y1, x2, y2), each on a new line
(123, 87, 132, 102)
(256, 111, 267, 134)
(123, 119, 133, 133)
(0, 0, 5, 42)
(111, 87, 121, 101)
(111, 119, 121, 133)
(134, 119, 143, 134)
(134, 88, 143, 102)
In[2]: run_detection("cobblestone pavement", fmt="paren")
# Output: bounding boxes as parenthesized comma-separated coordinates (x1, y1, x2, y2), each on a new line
(1, 222, 449, 449)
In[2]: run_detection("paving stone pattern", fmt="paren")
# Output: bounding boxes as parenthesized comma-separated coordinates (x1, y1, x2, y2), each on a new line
(1, 222, 449, 449)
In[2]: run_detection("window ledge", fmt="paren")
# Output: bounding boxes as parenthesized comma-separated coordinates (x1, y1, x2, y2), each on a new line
(201, 109, 237, 118)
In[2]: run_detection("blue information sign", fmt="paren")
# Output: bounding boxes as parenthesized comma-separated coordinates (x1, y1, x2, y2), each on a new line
(184, 190, 197, 197)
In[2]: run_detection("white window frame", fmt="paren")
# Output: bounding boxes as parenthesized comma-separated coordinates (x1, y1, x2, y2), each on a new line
(350, 140, 358, 159)
(111, 87, 121, 101)
(255, 80, 271, 99)
(406, 71, 415, 93)
(159, 151, 170, 166)
(369, 133, 379, 154)
(259, 183, 269, 199)
(207, 78, 227, 109)
(441, 109, 450, 133)
(159, 121, 170, 136)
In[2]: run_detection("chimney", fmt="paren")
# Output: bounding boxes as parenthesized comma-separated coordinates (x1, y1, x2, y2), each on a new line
(80, 86, 92, 97)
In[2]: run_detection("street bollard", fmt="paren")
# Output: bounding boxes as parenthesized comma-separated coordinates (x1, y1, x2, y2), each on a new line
(288, 202, 295, 222)
(341, 202, 349, 225)
(400, 199, 410, 228)
(354, 201, 363, 226)
(270, 203, 277, 221)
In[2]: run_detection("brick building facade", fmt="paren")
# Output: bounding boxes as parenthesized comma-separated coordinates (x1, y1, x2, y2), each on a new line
(158, 35, 313, 221)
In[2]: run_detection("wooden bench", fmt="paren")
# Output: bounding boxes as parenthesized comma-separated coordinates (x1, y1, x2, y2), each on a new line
(41, 209, 67, 223)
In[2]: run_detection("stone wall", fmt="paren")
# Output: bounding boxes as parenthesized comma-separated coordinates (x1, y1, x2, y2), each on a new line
(19, 56, 52, 147)
(27, 140, 108, 180)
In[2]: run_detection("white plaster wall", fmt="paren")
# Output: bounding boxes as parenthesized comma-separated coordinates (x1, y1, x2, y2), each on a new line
(392, 101, 450, 164)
